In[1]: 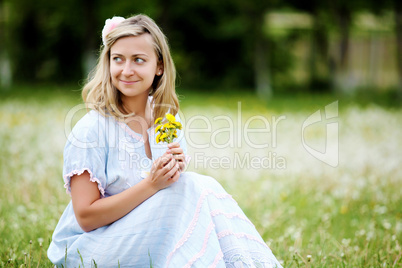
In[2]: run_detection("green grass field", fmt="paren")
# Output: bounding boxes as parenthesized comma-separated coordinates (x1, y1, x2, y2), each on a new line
(0, 86, 401, 267)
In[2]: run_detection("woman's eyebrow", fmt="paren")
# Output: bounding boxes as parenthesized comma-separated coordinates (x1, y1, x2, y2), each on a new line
(110, 53, 149, 57)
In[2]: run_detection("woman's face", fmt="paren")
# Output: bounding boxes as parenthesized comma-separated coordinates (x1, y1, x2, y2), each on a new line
(110, 34, 162, 100)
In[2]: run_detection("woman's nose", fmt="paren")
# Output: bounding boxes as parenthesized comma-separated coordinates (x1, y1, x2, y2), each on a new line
(122, 61, 134, 76)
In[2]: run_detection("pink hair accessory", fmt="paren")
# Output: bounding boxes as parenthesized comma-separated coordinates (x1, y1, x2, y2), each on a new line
(102, 16, 125, 46)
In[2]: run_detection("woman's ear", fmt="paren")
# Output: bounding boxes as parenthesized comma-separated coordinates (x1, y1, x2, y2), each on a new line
(156, 61, 164, 76)
(156, 66, 164, 76)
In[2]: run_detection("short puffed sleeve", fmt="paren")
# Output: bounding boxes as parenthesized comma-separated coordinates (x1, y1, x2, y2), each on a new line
(63, 111, 107, 197)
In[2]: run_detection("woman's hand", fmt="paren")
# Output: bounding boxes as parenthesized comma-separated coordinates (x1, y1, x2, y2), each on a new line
(167, 142, 186, 173)
(147, 152, 180, 191)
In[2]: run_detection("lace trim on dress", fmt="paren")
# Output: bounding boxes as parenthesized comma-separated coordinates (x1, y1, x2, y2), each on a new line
(223, 248, 280, 268)
(210, 209, 254, 226)
(181, 210, 265, 267)
(209, 251, 224, 268)
(63, 168, 105, 197)
(117, 121, 145, 143)
(184, 222, 215, 268)
(166, 189, 236, 266)
(116, 97, 156, 144)
(217, 230, 269, 249)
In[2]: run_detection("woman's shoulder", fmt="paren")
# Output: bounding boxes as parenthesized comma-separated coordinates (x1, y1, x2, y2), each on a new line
(68, 110, 110, 142)
(75, 110, 109, 129)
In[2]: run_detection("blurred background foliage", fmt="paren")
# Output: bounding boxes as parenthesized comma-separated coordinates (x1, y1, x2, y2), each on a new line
(0, 0, 401, 100)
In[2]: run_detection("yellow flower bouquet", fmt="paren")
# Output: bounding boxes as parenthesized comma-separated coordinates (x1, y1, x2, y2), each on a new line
(154, 113, 182, 144)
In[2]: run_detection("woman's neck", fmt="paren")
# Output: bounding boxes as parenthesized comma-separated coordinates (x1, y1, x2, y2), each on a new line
(120, 91, 150, 118)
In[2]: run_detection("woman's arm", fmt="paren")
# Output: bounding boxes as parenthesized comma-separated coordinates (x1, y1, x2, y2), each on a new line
(70, 152, 180, 232)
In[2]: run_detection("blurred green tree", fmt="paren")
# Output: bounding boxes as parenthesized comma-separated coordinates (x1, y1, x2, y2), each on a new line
(394, 0, 402, 97)
(7, 0, 85, 82)
(284, 0, 332, 92)
(151, 0, 281, 98)
(360, 0, 402, 96)
(152, 0, 255, 91)
(0, 0, 296, 96)
(1, 0, 399, 97)
(229, 0, 278, 99)
(0, 0, 12, 88)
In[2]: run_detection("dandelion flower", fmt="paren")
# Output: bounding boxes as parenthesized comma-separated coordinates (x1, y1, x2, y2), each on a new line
(156, 133, 162, 143)
(172, 121, 182, 129)
(165, 113, 175, 122)
(154, 113, 182, 144)
(155, 125, 163, 133)
(154, 117, 163, 125)
(160, 133, 168, 140)
(163, 123, 175, 129)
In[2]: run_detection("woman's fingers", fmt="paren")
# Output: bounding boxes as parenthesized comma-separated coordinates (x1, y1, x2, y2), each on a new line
(162, 156, 176, 172)
(149, 146, 183, 190)
(164, 162, 180, 179)
(173, 153, 185, 162)
(167, 142, 183, 154)
(178, 161, 186, 172)
(155, 153, 173, 168)
(169, 170, 180, 182)
(167, 142, 180, 149)
(149, 156, 178, 188)
(166, 147, 183, 155)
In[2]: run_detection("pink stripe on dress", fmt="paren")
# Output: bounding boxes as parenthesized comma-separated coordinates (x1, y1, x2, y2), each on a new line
(165, 189, 235, 267)
(217, 230, 269, 248)
(208, 251, 224, 268)
(210, 209, 254, 226)
(184, 222, 215, 268)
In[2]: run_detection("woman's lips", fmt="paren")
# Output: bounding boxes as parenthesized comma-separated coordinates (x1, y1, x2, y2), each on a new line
(120, 80, 138, 85)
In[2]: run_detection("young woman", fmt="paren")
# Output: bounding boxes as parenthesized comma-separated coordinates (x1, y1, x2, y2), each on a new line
(48, 14, 282, 267)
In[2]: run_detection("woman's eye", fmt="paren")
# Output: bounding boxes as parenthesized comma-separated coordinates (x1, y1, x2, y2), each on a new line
(135, 58, 145, 64)
(113, 57, 123, 63)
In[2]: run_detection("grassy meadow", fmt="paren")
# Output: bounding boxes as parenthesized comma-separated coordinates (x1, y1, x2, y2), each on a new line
(0, 86, 401, 267)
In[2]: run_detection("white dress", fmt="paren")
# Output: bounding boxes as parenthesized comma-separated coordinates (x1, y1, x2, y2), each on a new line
(47, 110, 282, 268)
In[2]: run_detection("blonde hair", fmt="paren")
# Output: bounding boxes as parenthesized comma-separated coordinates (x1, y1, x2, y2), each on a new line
(82, 14, 179, 121)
